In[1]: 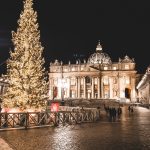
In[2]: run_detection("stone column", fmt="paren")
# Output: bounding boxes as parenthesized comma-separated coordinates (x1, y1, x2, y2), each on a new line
(91, 77, 94, 99)
(78, 77, 81, 98)
(101, 76, 103, 99)
(84, 77, 86, 99)
(97, 77, 100, 99)
(67, 78, 70, 98)
(76, 77, 78, 98)
(117, 73, 120, 98)
(68, 78, 70, 98)
(109, 77, 113, 98)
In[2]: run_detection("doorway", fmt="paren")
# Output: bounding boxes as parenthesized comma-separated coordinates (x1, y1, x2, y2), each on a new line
(125, 88, 131, 99)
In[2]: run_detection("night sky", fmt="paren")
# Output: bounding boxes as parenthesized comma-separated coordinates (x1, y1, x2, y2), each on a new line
(0, 0, 150, 75)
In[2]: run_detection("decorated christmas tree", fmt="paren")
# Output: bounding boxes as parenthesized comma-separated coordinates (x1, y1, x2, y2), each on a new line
(2, 0, 48, 111)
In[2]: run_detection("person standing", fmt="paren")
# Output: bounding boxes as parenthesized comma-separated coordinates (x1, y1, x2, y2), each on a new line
(131, 106, 134, 113)
(128, 105, 131, 112)
(117, 107, 122, 117)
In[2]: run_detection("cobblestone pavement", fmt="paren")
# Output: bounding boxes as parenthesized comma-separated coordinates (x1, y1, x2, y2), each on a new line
(0, 106, 150, 150)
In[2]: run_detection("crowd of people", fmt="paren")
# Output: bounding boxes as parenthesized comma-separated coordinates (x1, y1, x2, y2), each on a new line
(128, 105, 134, 113)
(104, 104, 122, 121)
(103, 103, 135, 122)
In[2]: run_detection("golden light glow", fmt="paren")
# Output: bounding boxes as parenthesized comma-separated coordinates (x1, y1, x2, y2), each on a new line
(2, 0, 48, 111)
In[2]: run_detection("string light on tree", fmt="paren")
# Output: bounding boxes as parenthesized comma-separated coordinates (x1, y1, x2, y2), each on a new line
(2, 0, 48, 111)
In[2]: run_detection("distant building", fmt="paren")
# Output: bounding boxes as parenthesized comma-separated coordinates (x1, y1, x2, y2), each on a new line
(136, 66, 150, 106)
(49, 41, 137, 102)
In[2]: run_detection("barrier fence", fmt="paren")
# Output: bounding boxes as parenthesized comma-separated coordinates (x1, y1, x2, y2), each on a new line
(0, 107, 100, 131)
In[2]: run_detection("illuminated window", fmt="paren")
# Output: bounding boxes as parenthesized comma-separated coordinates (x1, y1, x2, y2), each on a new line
(81, 67, 84, 71)
(113, 67, 117, 70)
(94, 78, 98, 84)
(125, 76, 130, 84)
(72, 67, 75, 71)
(104, 67, 108, 70)
(64, 68, 68, 72)
(125, 64, 129, 69)
(103, 76, 109, 85)
(71, 90, 76, 98)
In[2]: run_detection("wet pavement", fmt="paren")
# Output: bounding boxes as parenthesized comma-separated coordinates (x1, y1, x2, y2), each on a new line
(0, 106, 150, 150)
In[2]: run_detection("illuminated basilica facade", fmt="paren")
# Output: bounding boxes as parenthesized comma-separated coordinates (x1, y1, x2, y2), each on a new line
(49, 41, 137, 102)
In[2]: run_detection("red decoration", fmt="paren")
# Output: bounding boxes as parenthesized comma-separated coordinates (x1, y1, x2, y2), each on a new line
(50, 102, 59, 112)
(4, 108, 10, 113)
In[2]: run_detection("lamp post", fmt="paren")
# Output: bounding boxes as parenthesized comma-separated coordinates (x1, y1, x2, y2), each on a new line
(117, 71, 120, 101)
(61, 83, 65, 106)
(61, 61, 65, 106)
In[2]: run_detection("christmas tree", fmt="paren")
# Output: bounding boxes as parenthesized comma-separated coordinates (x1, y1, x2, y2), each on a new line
(2, 0, 48, 111)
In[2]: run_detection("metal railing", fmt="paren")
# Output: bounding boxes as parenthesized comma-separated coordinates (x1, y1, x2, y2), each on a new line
(0, 109, 100, 131)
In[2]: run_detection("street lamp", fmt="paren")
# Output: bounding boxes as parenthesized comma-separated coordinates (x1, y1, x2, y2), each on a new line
(61, 61, 65, 106)
(57, 77, 68, 105)
(61, 80, 65, 106)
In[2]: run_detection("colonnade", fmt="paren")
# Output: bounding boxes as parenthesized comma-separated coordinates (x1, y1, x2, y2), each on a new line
(49, 74, 136, 101)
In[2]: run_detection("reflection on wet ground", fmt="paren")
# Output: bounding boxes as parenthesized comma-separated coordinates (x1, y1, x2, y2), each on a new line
(0, 106, 150, 150)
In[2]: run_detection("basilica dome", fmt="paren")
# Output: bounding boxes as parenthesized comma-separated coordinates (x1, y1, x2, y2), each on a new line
(87, 41, 112, 65)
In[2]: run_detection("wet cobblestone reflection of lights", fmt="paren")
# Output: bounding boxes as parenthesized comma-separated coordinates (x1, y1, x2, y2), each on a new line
(0, 106, 150, 150)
